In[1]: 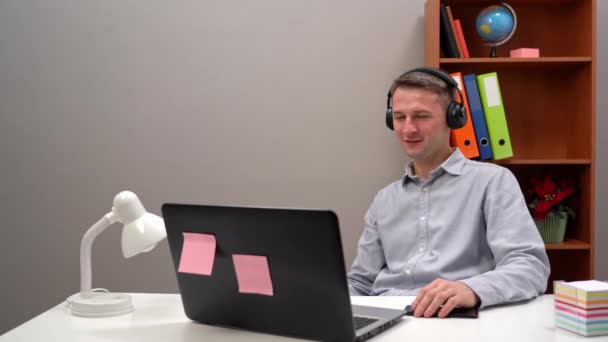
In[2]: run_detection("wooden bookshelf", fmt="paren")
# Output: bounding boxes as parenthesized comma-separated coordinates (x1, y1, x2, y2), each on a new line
(545, 239, 591, 250)
(491, 159, 592, 165)
(424, 0, 596, 292)
(440, 57, 592, 64)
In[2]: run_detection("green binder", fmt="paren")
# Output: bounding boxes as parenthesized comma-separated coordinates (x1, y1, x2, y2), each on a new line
(476, 72, 513, 160)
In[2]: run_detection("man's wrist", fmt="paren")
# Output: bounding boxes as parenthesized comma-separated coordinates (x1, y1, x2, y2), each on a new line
(474, 292, 481, 307)
(459, 281, 481, 307)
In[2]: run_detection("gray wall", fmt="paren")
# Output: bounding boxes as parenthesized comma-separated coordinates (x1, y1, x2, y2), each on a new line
(0, 0, 423, 333)
(0, 0, 605, 335)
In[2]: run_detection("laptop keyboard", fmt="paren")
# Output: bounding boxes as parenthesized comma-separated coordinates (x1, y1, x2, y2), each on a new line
(353, 316, 379, 330)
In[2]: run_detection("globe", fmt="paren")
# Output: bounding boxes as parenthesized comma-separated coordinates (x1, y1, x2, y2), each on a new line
(475, 3, 517, 57)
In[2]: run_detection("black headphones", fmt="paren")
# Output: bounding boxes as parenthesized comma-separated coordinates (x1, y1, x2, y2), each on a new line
(385, 67, 467, 130)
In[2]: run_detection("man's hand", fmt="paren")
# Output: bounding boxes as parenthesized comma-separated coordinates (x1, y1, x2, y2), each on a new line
(410, 279, 479, 318)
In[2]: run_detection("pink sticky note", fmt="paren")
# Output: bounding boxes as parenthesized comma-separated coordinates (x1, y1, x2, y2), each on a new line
(232, 254, 274, 296)
(510, 48, 540, 58)
(178, 233, 216, 275)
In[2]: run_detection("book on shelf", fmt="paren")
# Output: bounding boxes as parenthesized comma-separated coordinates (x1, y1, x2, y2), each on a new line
(453, 20, 470, 58)
(445, 6, 463, 58)
(439, 4, 459, 58)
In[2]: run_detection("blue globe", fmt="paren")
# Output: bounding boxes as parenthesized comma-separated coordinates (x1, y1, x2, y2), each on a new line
(475, 5, 515, 44)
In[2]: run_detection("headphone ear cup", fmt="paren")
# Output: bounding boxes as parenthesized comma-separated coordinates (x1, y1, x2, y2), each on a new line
(446, 101, 467, 129)
(386, 108, 394, 130)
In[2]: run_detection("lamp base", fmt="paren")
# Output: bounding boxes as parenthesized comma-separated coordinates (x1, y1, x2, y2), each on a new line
(67, 291, 134, 317)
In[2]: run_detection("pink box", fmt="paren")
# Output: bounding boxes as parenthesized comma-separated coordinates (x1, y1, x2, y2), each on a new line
(510, 48, 540, 58)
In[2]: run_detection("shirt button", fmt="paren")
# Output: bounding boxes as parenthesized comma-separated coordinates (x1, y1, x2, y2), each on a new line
(405, 268, 411, 275)
(420, 216, 426, 221)
(418, 246, 425, 253)
(422, 187, 429, 192)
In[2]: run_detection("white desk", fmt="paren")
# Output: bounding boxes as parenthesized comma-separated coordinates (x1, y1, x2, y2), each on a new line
(0, 294, 597, 342)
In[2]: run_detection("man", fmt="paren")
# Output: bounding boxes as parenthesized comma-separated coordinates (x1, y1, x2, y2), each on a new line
(347, 67, 550, 318)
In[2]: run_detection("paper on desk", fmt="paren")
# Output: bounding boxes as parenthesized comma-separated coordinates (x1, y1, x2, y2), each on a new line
(232, 254, 274, 296)
(178, 232, 216, 275)
(554, 280, 608, 336)
(567, 280, 608, 292)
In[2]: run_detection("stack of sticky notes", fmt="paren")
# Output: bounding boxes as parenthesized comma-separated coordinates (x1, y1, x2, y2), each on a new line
(554, 280, 608, 336)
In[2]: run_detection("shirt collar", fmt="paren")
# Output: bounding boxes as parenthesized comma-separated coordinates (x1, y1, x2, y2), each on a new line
(402, 148, 466, 186)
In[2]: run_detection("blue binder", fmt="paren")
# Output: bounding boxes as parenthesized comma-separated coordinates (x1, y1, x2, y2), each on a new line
(463, 74, 493, 160)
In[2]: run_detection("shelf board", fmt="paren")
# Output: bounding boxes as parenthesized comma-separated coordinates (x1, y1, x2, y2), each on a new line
(490, 159, 591, 165)
(439, 57, 592, 64)
(545, 239, 591, 250)
(444, 0, 579, 5)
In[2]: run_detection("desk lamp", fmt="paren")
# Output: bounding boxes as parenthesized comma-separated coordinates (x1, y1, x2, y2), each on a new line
(66, 191, 166, 317)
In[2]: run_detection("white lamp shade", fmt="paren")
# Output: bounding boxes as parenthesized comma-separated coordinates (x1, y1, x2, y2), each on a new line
(121, 212, 166, 258)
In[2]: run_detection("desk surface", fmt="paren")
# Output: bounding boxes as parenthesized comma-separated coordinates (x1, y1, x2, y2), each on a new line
(0, 294, 595, 342)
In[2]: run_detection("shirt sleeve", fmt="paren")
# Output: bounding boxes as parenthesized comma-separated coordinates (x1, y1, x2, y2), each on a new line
(459, 168, 550, 308)
(347, 198, 387, 296)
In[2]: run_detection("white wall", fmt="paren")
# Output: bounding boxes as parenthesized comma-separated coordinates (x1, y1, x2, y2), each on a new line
(0, 0, 424, 333)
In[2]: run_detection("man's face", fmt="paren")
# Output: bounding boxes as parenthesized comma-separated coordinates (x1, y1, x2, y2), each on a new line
(391, 87, 452, 162)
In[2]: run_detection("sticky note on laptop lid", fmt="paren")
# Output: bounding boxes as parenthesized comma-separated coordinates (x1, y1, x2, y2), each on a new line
(178, 232, 216, 275)
(232, 254, 274, 296)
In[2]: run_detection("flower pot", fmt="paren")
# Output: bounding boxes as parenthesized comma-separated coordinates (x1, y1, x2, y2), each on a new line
(535, 212, 568, 243)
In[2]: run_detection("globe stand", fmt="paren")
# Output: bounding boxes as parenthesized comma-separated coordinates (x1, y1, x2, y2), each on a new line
(490, 46, 497, 58)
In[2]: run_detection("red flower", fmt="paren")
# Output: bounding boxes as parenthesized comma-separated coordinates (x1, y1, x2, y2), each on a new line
(527, 176, 574, 221)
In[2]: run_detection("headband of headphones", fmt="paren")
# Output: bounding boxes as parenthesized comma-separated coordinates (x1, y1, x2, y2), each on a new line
(386, 67, 460, 103)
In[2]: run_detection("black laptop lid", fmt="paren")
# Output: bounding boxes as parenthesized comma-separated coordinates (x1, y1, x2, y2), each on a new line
(162, 203, 356, 342)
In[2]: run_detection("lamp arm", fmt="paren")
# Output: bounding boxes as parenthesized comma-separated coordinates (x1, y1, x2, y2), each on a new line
(80, 210, 119, 294)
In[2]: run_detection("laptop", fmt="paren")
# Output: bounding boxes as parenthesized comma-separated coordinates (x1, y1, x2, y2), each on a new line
(162, 203, 405, 342)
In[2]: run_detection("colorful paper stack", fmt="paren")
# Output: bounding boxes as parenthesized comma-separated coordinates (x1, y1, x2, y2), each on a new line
(554, 280, 608, 336)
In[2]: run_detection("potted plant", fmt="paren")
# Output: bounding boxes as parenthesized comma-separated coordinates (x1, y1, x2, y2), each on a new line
(524, 175, 576, 243)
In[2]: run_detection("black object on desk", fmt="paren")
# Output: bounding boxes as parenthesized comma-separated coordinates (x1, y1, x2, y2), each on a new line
(404, 305, 478, 319)
(162, 203, 406, 342)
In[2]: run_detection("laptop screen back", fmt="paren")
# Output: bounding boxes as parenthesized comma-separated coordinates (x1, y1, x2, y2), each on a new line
(162, 203, 356, 342)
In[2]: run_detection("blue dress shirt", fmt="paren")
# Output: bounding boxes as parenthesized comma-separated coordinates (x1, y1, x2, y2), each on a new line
(347, 149, 550, 308)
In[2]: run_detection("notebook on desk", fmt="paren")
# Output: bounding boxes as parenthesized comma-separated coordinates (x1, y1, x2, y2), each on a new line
(162, 203, 405, 342)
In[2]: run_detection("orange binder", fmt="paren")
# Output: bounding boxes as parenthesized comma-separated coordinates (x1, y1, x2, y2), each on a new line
(449, 72, 480, 159)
